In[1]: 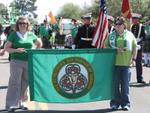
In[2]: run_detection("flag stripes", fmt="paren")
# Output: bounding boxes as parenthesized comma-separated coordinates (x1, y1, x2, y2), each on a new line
(92, 0, 108, 48)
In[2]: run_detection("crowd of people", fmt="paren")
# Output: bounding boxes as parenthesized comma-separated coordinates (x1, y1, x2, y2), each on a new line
(0, 13, 150, 112)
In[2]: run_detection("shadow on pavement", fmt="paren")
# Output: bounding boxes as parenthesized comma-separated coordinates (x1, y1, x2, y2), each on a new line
(0, 86, 8, 89)
(0, 58, 8, 60)
(0, 109, 8, 113)
(130, 82, 150, 87)
(0, 58, 9, 64)
(0, 62, 9, 64)
(0, 109, 115, 113)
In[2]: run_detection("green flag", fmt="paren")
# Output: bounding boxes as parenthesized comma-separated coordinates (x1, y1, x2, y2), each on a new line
(27, 49, 116, 103)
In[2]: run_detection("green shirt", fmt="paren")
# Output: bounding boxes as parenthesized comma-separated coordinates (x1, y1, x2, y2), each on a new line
(8, 31, 37, 61)
(71, 25, 78, 39)
(39, 25, 49, 37)
(105, 30, 137, 66)
(53, 23, 59, 32)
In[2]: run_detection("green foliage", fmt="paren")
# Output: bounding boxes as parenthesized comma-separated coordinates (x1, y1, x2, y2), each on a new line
(0, 3, 9, 24)
(106, 0, 121, 17)
(57, 3, 82, 19)
(1, 0, 149, 25)
(28, 17, 38, 25)
(9, 0, 37, 18)
(87, 0, 150, 20)
(56, 0, 149, 24)
(130, 0, 150, 16)
(0, 3, 8, 15)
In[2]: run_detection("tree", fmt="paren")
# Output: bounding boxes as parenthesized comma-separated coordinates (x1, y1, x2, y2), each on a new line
(0, 3, 9, 24)
(89, 0, 150, 19)
(51, 0, 149, 23)
(0, 3, 8, 15)
(89, 0, 121, 18)
(130, 0, 150, 16)
(9, 0, 37, 18)
(57, 3, 82, 19)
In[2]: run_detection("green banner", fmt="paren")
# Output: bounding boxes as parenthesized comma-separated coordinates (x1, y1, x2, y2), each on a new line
(27, 49, 116, 103)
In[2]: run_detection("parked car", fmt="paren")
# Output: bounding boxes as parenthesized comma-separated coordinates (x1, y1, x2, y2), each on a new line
(60, 19, 73, 35)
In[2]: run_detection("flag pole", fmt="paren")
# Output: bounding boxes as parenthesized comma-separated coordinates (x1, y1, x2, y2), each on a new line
(92, 0, 109, 48)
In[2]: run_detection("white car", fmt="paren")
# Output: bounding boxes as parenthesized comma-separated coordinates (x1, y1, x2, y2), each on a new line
(59, 19, 73, 35)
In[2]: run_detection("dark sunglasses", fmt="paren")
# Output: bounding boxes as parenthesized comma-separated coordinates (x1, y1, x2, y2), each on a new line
(18, 22, 28, 25)
(115, 22, 123, 26)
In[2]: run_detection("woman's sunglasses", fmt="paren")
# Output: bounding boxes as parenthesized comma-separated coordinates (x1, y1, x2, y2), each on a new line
(115, 22, 123, 26)
(18, 22, 28, 25)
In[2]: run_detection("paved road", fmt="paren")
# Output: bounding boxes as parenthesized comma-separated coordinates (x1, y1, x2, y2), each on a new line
(0, 53, 150, 113)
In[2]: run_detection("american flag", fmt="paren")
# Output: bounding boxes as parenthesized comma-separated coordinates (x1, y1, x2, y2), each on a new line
(92, 0, 108, 48)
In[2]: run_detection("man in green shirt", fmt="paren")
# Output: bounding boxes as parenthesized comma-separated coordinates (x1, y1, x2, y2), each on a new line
(39, 20, 51, 48)
(71, 19, 79, 39)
